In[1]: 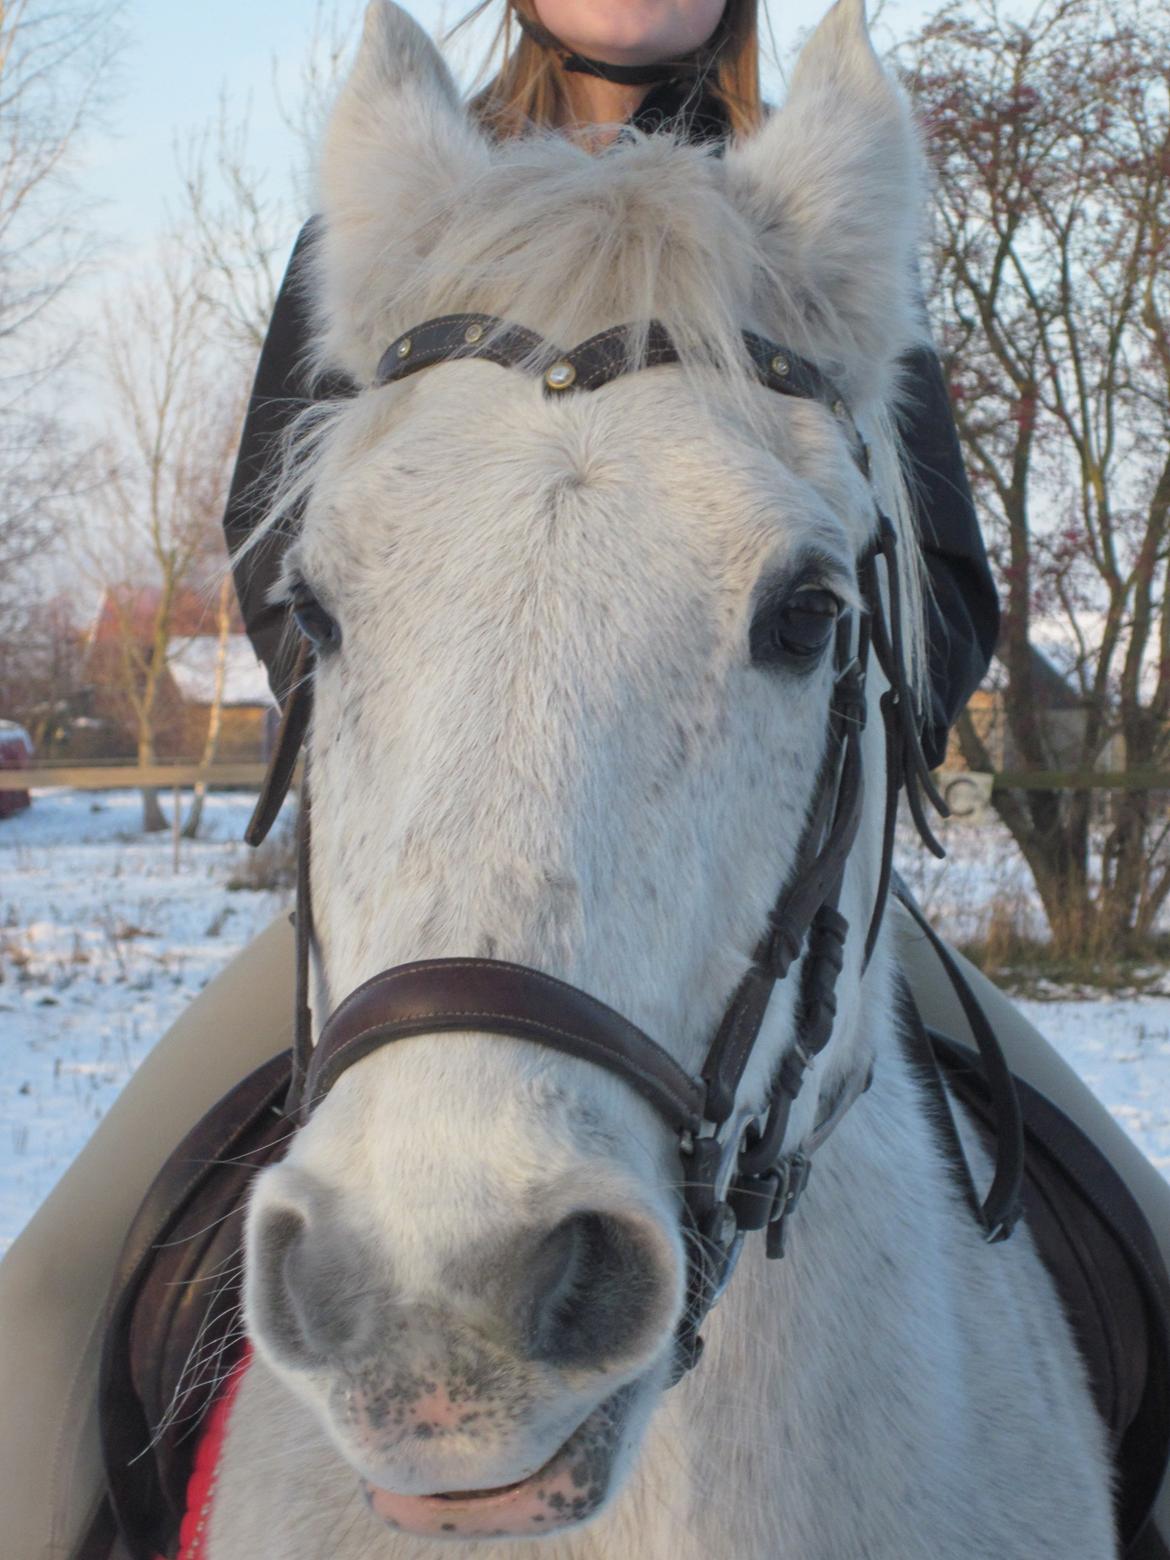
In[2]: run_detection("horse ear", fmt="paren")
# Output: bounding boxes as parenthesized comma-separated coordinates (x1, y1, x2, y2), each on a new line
(313, 1, 489, 385)
(725, 0, 925, 408)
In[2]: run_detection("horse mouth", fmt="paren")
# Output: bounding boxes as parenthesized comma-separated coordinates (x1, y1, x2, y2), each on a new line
(362, 1387, 633, 1537)
(427, 1440, 563, 1504)
(430, 1464, 552, 1501)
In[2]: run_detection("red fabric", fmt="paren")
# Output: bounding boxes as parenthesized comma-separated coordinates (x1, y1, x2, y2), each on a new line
(159, 1344, 252, 1560)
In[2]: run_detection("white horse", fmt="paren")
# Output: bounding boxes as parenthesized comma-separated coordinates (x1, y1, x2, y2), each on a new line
(212, 2, 1115, 1554)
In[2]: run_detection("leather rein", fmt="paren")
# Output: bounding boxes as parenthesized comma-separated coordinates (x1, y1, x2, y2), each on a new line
(244, 313, 1023, 1381)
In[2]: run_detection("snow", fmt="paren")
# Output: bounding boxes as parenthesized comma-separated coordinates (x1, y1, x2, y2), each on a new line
(0, 788, 292, 1253)
(167, 635, 275, 707)
(898, 807, 1170, 1178)
(896, 806, 1051, 948)
(0, 790, 1167, 1259)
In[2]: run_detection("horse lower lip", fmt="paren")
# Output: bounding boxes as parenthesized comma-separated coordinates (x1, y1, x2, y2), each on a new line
(362, 1389, 633, 1537)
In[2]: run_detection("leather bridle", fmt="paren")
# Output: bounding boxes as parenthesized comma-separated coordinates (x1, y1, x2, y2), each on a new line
(244, 313, 1021, 1382)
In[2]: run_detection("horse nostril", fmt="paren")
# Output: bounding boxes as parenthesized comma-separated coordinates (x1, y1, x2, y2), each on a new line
(249, 1186, 390, 1368)
(250, 1203, 320, 1366)
(520, 1210, 670, 1368)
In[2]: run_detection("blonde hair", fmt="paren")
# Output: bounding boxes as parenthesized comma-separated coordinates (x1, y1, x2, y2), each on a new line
(448, 0, 762, 142)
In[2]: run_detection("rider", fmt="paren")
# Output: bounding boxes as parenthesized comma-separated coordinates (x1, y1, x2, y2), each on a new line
(5, 6, 1167, 1560)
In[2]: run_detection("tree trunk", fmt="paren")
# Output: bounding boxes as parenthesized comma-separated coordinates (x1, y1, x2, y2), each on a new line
(182, 576, 232, 839)
(139, 731, 167, 832)
(955, 708, 1098, 958)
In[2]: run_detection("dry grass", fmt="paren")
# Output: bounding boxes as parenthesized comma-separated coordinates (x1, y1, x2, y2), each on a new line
(225, 823, 296, 895)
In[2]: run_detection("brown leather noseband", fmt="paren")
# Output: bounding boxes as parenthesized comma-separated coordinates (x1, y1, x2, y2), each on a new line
(244, 314, 1017, 1381)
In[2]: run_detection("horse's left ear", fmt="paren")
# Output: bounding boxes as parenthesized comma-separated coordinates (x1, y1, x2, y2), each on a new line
(725, 0, 925, 409)
(312, 1, 490, 385)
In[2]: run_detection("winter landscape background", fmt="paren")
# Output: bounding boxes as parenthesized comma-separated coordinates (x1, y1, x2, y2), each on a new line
(2, 786, 1168, 1254)
(0, 790, 290, 1251)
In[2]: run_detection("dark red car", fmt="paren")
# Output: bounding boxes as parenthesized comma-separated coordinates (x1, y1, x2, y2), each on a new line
(0, 719, 32, 818)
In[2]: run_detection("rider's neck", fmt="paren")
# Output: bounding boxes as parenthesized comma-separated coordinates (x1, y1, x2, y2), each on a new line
(560, 74, 653, 149)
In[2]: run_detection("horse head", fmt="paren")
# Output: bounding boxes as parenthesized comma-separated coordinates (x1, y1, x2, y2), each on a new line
(242, 0, 925, 1539)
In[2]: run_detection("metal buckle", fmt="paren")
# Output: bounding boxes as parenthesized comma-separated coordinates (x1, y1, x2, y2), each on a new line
(681, 1109, 762, 1200)
(679, 1110, 759, 1305)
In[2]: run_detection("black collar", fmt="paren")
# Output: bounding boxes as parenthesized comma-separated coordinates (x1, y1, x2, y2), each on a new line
(515, 8, 730, 92)
(512, 9, 731, 145)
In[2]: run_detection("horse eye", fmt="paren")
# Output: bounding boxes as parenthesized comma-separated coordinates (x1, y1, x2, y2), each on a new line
(751, 586, 840, 668)
(290, 581, 341, 653)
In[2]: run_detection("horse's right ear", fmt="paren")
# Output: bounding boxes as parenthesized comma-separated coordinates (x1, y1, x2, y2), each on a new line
(724, 0, 924, 412)
(312, 1, 490, 386)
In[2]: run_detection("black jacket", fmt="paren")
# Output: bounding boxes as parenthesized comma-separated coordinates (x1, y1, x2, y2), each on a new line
(223, 82, 998, 768)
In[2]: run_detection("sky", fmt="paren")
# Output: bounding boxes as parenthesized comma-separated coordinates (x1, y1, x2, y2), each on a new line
(83, 0, 946, 263)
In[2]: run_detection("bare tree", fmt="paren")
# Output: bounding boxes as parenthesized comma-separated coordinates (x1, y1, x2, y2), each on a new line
(273, 0, 362, 205)
(180, 572, 234, 839)
(175, 94, 287, 356)
(0, 0, 123, 655)
(173, 0, 362, 359)
(902, 0, 1170, 958)
(90, 244, 246, 830)
(0, 593, 87, 746)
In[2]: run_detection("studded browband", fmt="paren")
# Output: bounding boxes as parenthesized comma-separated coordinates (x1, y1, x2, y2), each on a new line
(372, 314, 871, 473)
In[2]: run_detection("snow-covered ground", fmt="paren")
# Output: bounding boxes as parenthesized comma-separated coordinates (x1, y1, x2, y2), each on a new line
(900, 807, 1170, 1178)
(0, 789, 292, 1253)
(0, 791, 1167, 1257)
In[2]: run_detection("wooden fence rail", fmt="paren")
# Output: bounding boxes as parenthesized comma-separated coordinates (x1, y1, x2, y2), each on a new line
(4, 764, 1170, 795)
(0, 763, 276, 791)
(992, 770, 1170, 791)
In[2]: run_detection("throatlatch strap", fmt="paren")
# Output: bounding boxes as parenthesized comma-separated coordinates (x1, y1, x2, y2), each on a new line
(288, 776, 315, 1115)
(867, 517, 949, 855)
(895, 890, 1024, 1241)
(245, 641, 313, 848)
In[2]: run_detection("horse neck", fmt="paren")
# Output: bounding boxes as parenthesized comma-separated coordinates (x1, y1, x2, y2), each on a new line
(636, 991, 978, 1555)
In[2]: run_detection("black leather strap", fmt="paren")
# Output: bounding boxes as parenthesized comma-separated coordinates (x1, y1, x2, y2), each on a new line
(375, 315, 549, 388)
(895, 889, 1024, 1241)
(561, 53, 692, 85)
(370, 312, 867, 470)
(701, 651, 865, 1123)
(552, 324, 861, 458)
(303, 958, 707, 1135)
(866, 516, 949, 856)
(245, 641, 312, 848)
(288, 775, 315, 1113)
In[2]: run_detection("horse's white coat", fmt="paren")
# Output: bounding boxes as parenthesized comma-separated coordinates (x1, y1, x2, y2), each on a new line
(212, 2, 1116, 1554)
